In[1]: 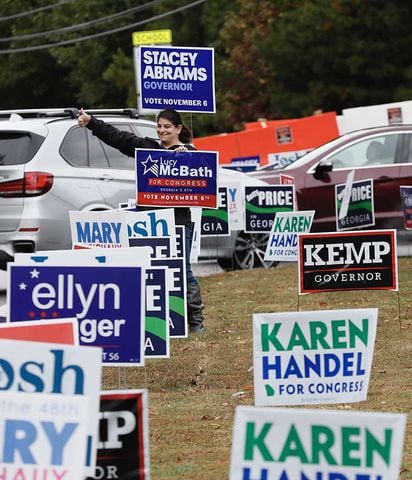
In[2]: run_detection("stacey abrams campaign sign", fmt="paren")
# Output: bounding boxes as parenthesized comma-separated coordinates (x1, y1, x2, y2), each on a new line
(138, 45, 215, 113)
(136, 148, 218, 208)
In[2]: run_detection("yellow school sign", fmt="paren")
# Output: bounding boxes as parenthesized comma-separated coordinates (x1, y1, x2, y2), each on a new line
(132, 29, 172, 46)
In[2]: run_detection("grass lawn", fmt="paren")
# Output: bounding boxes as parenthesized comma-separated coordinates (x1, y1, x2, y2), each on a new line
(103, 257, 412, 479)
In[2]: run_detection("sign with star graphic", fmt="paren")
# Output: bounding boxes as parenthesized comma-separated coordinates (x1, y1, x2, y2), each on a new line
(7, 265, 146, 366)
(136, 148, 218, 208)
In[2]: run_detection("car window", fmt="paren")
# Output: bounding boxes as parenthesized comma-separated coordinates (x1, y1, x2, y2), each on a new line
(406, 134, 412, 163)
(60, 127, 88, 167)
(88, 131, 109, 168)
(326, 134, 400, 168)
(0, 132, 44, 166)
(102, 123, 135, 170)
(133, 124, 158, 141)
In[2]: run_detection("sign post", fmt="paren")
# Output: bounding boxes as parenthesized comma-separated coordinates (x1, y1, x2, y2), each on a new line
(132, 29, 173, 114)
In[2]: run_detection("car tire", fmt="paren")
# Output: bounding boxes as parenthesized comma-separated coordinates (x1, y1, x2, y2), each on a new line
(230, 231, 279, 270)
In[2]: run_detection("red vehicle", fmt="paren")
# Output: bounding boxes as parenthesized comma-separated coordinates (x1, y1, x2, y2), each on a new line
(248, 125, 412, 233)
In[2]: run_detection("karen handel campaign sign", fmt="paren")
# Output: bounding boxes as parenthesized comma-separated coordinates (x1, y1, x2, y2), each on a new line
(139, 45, 215, 113)
(230, 406, 406, 480)
(136, 148, 218, 208)
(253, 309, 378, 406)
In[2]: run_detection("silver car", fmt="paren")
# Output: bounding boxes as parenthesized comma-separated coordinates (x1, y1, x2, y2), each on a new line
(0, 108, 158, 269)
(0, 108, 272, 270)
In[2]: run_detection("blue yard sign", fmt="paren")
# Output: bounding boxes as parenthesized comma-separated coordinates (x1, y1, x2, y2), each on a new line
(8, 265, 145, 366)
(151, 257, 187, 338)
(145, 268, 169, 358)
(136, 148, 218, 208)
(139, 45, 215, 113)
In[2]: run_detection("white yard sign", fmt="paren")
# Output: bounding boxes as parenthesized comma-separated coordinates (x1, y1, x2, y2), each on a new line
(253, 309, 378, 406)
(230, 406, 406, 480)
(264, 210, 314, 261)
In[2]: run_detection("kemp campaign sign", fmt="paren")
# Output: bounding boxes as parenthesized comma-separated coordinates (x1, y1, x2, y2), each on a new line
(70, 210, 129, 249)
(400, 185, 412, 230)
(245, 185, 295, 233)
(8, 264, 146, 366)
(0, 339, 101, 475)
(136, 148, 218, 208)
(88, 390, 150, 480)
(253, 308, 378, 406)
(230, 406, 406, 480)
(298, 230, 398, 294)
(0, 391, 89, 480)
(139, 45, 215, 113)
(201, 187, 230, 236)
(336, 178, 375, 231)
(264, 210, 314, 261)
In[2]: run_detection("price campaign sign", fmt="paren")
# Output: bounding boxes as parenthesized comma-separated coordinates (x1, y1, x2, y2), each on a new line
(139, 45, 215, 113)
(8, 265, 145, 366)
(335, 178, 375, 231)
(245, 185, 295, 233)
(136, 148, 218, 208)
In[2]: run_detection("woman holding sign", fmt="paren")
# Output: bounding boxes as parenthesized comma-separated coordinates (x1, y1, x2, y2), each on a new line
(78, 108, 205, 334)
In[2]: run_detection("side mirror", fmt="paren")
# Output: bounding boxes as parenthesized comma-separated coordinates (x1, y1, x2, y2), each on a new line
(313, 161, 333, 179)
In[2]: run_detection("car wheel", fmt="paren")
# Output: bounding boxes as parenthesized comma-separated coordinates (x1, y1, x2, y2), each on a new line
(232, 231, 279, 270)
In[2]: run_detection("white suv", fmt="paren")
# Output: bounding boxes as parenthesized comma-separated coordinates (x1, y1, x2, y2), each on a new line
(0, 108, 158, 269)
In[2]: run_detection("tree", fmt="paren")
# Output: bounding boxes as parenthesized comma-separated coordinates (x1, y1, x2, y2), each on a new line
(215, 0, 412, 128)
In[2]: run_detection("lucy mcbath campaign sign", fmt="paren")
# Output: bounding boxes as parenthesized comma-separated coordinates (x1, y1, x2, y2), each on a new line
(230, 406, 406, 480)
(139, 45, 215, 113)
(253, 309, 378, 406)
(245, 185, 295, 233)
(136, 148, 218, 208)
(0, 391, 89, 480)
(0, 339, 102, 476)
(87, 390, 150, 480)
(8, 264, 145, 366)
(298, 230, 398, 294)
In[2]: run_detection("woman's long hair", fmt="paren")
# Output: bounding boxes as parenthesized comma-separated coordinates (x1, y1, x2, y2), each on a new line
(157, 109, 192, 144)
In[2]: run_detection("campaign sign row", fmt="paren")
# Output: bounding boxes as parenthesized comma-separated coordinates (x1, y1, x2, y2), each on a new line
(5, 208, 199, 366)
(0, 333, 150, 479)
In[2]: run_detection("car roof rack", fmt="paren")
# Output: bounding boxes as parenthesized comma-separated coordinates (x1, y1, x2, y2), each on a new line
(0, 108, 142, 120)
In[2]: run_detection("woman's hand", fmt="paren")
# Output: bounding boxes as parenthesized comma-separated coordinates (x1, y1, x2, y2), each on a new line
(78, 108, 91, 127)
(174, 145, 188, 152)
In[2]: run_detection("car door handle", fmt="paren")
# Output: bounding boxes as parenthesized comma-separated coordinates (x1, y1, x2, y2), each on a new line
(99, 174, 115, 181)
(376, 176, 392, 182)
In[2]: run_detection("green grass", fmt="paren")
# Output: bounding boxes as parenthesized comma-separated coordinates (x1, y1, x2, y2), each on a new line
(103, 257, 412, 479)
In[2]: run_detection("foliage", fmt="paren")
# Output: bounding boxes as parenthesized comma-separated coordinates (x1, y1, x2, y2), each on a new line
(104, 258, 412, 479)
(0, 0, 411, 135)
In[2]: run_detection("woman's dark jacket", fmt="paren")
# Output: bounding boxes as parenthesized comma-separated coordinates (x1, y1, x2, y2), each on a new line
(86, 116, 192, 226)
